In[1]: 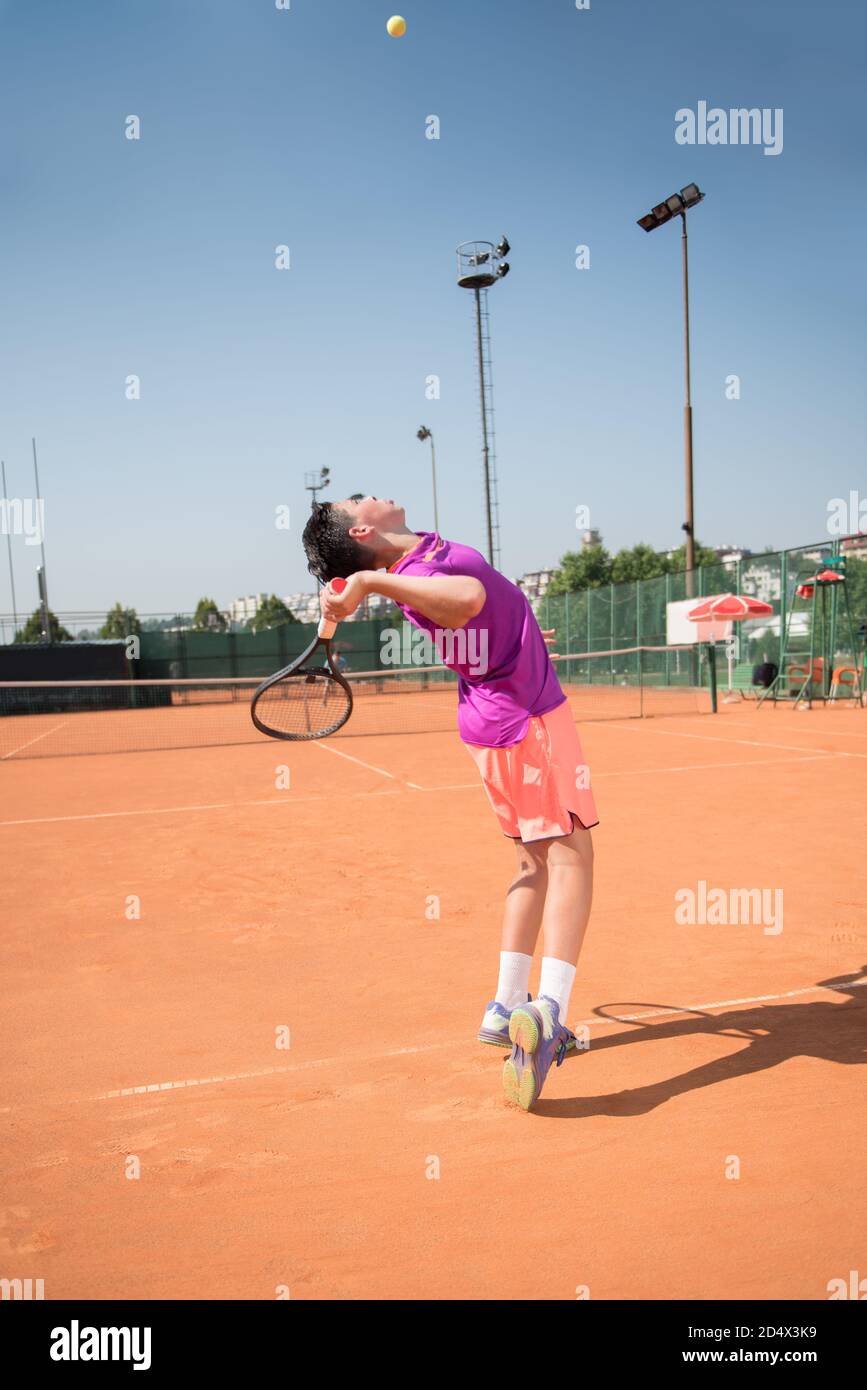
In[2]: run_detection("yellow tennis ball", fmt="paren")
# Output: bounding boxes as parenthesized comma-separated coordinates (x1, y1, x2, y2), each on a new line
(387, 16, 407, 38)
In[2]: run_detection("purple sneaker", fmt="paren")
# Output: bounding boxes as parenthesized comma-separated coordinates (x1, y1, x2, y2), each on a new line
(502, 996, 575, 1110)
(478, 995, 530, 1048)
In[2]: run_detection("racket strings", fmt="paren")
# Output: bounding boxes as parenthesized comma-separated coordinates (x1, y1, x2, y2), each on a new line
(254, 670, 352, 738)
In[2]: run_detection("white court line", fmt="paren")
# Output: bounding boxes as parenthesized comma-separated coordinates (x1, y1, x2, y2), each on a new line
(0, 787, 401, 828)
(593, 753, 839, 778)
(1, 721, 69, 760)
(406, 752, 838, 792)
(604, 721, 867, 759)
(571, 978, 867, 1029)
(720, 718, 867, 742)
(407, 781, 478, 791)
(1, 752, 844, 825)
(314, 741, 396, 779)
(74, 976, 864, 1104)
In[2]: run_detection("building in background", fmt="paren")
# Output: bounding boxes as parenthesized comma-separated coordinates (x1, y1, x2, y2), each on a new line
(283, 592, 321, 624)
(714, 544, 752, 565)
(228, 594, 266, 628)
(227, 590, 397, 627)
(516, 569, 555, 607)
(580, 528, 602, 550)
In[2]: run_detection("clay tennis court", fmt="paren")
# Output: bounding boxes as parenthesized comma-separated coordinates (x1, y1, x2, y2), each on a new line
(2, 696, 865, 1300)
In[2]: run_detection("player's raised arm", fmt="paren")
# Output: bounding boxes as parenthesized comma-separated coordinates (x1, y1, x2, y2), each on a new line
(324, 570, 487, 630)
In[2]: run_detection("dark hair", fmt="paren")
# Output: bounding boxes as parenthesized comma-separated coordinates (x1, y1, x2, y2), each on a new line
(302, 501, 377, 583)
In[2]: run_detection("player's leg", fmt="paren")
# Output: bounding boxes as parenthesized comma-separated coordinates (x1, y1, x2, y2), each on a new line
(537, 817, 594, 1020)
(503, 701, 597, 1108)
(478, 839, 548, 1046)
(501, 837, 548, 957)
(465, 740, 539, 1046)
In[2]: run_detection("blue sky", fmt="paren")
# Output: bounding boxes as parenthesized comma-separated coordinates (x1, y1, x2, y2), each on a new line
(0, 0, 864, 616)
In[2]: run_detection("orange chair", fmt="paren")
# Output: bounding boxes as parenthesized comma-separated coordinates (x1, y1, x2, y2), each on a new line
(829, 665, 862, 704)
(786, 658, 824, 698)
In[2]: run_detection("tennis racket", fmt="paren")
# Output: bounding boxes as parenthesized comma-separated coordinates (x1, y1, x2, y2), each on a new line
(250, 578, 354, 741)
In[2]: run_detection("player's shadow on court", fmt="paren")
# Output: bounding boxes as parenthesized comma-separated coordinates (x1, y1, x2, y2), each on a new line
(533, 967, 867, 1120)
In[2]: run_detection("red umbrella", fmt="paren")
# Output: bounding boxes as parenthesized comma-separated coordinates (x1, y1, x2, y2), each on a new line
(688, 593, 774, 620)
(687, 593, 775, 697)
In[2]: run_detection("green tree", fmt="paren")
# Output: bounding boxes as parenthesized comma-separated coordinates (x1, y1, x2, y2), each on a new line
(664, 540, 719, 573)
(193, 597, 227, 631)
(610, 543, 669, 584)
(548, 545, 613, 595)
(13, 608, 74, 643)
(100, 602, 141, 639)
(249, 595, 298, 632)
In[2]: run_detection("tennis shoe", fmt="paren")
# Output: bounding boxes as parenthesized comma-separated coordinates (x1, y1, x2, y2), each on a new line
(478, 996, 529, 1048)
(502, 995, 575, 1110)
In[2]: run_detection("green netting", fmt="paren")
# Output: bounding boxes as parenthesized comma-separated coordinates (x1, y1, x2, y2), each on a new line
(637, 575, 667, 648)
(697, 561, 738, 598)
(780, 542, 834, 664)
(536, 539, 867, 687)
(135, 618, 426, 681)
(739, 551, 783, 666)
(3, 538, 864, 695)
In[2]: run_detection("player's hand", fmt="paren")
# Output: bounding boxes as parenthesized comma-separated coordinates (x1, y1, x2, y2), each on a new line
(321, 572, 369, 622)
(541, 627, 559, 657)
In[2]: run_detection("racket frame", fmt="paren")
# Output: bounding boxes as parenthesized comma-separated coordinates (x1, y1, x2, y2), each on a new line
(249, 581, 355, 742)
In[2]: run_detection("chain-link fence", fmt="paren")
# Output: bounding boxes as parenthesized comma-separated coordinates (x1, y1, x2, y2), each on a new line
(538, 535, 867, 674)
(2, 535, 865, 680)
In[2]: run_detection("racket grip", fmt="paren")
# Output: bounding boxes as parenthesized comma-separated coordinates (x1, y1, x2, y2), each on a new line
(318, 577, 347, 639)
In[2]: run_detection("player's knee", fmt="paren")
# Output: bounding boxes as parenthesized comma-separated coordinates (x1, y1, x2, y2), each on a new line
(571, 821, 594, 863)
(512, 851, 546, 890)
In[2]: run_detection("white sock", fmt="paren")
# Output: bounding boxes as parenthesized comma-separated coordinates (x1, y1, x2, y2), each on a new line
(538, 957, 577, 1025)
(495, 951, 532, 1010)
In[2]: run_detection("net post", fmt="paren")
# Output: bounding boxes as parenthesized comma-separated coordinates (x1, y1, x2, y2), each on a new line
(706, 641, 718, 713)
(665, 573, 672, 685)
(779, 549, 788, 677)
(609, 584, 615, 683)
(638, 644, 644, 718)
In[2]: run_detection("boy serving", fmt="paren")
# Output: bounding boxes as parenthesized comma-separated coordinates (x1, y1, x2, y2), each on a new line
(303, 496, 597, 1110)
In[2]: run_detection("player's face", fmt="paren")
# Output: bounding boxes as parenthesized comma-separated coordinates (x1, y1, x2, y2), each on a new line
(340, 496, 406, 531)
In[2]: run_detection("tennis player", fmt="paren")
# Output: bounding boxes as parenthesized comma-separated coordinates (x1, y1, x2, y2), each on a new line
(302, 496, 597, 1111)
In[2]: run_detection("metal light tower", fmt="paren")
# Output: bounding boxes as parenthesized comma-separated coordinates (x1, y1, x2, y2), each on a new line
(31, 437, 51, 641)
(416, 427, 439, 533)
(0, 459, 18, 640)
(305, 467, 330, 507)
(456, 236, 510, 568)
(637, 185, 704, 597)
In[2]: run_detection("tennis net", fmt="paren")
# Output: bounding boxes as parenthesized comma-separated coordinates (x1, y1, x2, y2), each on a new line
(0, 645, 710, 759)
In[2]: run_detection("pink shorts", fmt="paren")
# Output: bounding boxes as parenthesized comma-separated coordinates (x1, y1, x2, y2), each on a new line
(465, 699, 599, 843)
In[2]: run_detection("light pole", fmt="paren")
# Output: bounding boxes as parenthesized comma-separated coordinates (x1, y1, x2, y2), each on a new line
(637, 184, 704, 597)
(416, 427, 439, 533)
(456, 236, 511, 568)
(0, 460, 18, 640)
(31, 438, 51, 640)
(305, 467, 330, 508)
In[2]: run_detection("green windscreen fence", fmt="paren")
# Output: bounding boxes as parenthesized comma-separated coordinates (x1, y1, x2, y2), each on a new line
(134, 619, 407, 681)
(540, 540, 867, 676)
(2, 535, 864, 685)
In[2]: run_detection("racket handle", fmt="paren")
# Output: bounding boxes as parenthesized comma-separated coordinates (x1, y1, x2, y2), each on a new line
(318, 577, 348, 639)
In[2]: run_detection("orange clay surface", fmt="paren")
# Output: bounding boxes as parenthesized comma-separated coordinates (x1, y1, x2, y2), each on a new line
(1, 698, 865, 1300)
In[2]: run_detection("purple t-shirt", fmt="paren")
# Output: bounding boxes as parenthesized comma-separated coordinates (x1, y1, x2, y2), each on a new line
(389, 532, 565, 747)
